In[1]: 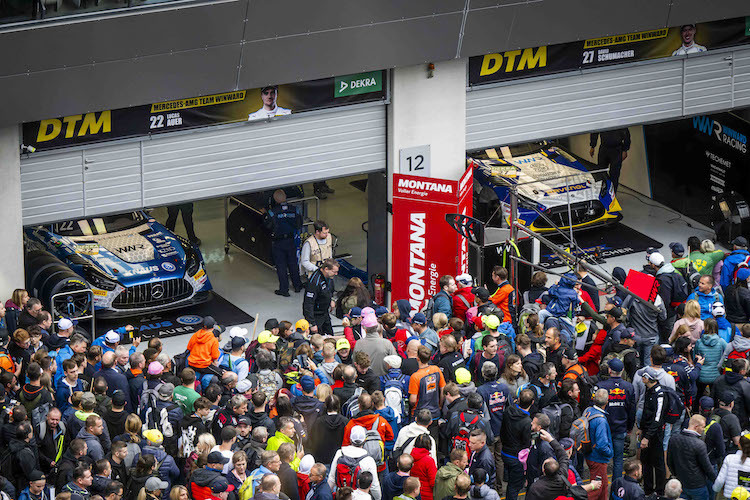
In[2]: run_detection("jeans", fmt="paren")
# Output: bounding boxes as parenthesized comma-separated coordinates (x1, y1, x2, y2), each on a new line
(638, 337, 658, 368)
(502, 453, 525, 500)
(612, 432, 627, 480)
(707, 463, 718, 500)
(683, 486, 710, 500)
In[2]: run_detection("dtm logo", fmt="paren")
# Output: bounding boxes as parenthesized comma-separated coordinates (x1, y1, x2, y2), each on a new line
(161, 262, 176, 272)
(176, 315, 203, 326)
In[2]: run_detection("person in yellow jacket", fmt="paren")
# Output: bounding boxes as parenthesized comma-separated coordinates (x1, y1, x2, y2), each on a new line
(265, 417, 302, 470)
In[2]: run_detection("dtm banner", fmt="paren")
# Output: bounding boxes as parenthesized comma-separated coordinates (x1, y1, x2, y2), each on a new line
(23, 70, 385, 151)
(469, 16, 750, 85)
(391, 169, 473, 311)
(645, 112, 749, 226)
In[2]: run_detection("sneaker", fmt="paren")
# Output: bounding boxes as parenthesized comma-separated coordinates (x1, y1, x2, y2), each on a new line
(314, 190, 328, 200)
(274, 290, 290, 297)
(190, 238, 202, 247)
(321, 183, 335, 194)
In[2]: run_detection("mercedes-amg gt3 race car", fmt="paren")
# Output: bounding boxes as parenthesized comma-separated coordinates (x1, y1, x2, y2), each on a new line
(470, 143, 623, 233)
(24, 211, 212, 318)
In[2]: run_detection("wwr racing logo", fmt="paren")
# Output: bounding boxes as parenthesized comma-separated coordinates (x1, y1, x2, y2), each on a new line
(693, 116, 747, 154)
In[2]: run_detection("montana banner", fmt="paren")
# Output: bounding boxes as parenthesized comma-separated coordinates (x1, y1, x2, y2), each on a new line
(645, 112, 749, 226)
(23, 70, 385, 151)
(391, 171, 473, 311)
(469, 16, 750, 85)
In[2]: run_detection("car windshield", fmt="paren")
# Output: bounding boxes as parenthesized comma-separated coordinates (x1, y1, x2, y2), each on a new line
(52, 212, 146, 236)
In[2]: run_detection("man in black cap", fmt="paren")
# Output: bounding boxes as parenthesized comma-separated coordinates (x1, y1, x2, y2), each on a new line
(603, 329, 639, 381)
(20, 470, 50, 500)
(102, 390, 128, 438)
(601, 306, 627, 355)
(669, 242, 685, 263)
(697, 396, 727, 469)
(714, 391, 742, 454)
(188, 451, 228, 499)
(594, 358, 635, 480)
(721, 236, 750, 290)
(473, 287, 500, 318)
(560, 347, 592, 410)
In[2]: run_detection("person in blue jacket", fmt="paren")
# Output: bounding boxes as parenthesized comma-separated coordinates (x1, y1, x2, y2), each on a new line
(584, 389, 614, 498)
(18, 470, 51, 500)
(687, 276, 724, 320)
(720, 237, 750, 290)
(92, 326, 136, 356)
(54, 334, 87, 384)
(432, 276, 457, 318)
(594, 358, 635, 481)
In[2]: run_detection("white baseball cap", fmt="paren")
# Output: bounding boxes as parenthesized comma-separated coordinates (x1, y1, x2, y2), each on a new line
(105, 330, 120, 343)
(229, 326, 248, 338)
(57, 318, 73, 330)
(350, 425, 367, 444)
(237, 379, 253, 393)
(648, 252, 665, 267)
(456, 273, 473, 286)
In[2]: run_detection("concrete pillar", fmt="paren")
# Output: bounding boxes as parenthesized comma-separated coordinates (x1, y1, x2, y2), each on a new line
(0, 126, 24, 300)
(386, 59, 468, 299)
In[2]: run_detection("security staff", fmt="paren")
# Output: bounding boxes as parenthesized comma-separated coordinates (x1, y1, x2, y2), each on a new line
(302, 258, 339, 335)
(263, 189, 303, 297)
(589, 128, 631, 192)
(300, 220, 333, 279)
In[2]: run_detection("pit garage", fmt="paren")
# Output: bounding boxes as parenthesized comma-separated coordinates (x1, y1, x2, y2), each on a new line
(18, 75, 388, 347)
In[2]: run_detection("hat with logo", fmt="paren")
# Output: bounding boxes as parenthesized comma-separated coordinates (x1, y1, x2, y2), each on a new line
(207, 451, 230, 465)
(210, 479, 235, 494)
(648, 252, 665, 267)
(237, 415, 251, 426)
(669, 242, 685, 256)
(104, 330, 120, 344)
(58, 318, 74, 331)
(456, 273, 473, 286)
(300, 375, 316, 393)
(563, 347, 578, 360)
(732, 236, 749, 248)
(258, 330, 279, 344)
(607, 358, 624, 373)
(455, 367, 472, 385)
(412, 313, 427, 325)
(606, 296, 623, 307)
(295, 319, 310, 331)
(157, 383, 174, 401)
(112, 390, 127, 407)
(350, 425, 367, 445)
(143, 429, 164, 445)
(265, 318, 279, 330)
(383, 355, 402, 369)
(642, 366, 659, 381)
(203, 316, 216, 329)
(699, 396, 715, 410)
(236, 379, 253, 393)
(375, 306, 388, 317)
(145, 477, 169, 493)
(147, 361, 164, 376)
(348, 307, 362, 318)
(472, 287, 490, 301)
(559, 438, 575, 451)
(361, 307, 375, 317)
(336, 339, 351, 351)
(483, 315, 500, 330)
(260, 85, 278, 93)
(229, 326, 248, 338)
(361, 314, 378, 328)
(713, 301, 726, 317)
(620, 328, 639, 342)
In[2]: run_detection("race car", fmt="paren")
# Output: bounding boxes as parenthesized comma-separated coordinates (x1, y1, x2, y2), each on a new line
(24, 211, 212, 318)
(470, 143, 623, 233)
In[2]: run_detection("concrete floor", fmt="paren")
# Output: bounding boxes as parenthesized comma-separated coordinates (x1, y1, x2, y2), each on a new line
(152, 179, 722, 357)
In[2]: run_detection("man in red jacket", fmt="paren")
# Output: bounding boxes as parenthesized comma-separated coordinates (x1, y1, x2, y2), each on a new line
(341, 392, 395, 473)
(452, 274, 476, 321)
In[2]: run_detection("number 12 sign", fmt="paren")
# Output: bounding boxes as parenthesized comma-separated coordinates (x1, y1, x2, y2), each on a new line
(399, 145, 431, 178)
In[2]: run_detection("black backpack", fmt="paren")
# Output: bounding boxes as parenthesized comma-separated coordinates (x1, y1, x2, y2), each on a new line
(661, 386, 685, 424)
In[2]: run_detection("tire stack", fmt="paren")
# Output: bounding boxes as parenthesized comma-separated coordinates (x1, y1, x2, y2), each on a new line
(25, 250, 92, 325)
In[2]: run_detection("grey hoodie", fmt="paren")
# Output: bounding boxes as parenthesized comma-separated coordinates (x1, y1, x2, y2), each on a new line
(633, 366, 676, 417)
(469, 484, 501, 500)
(724, 335, 750, 357)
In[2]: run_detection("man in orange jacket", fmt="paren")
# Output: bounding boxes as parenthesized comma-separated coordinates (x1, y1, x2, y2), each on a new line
(489, 266, 517, 325)
(187, 316, 222, 377)
(341, 392, 395, 473)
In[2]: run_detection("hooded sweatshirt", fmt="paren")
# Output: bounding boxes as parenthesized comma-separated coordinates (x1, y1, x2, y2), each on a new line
(633, 366, 676, 417)
(695, 333, 728, 383)
(409, 447, 437, 500)
(186, 328, 220, 369)
(310, 412, 348, 464)
(434, 462, 464, 500)
(672, 317, 705, 344)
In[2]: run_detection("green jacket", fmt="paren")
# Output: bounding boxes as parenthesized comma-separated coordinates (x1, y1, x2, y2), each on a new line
(434, 462, 464, 500)
(265, 431, 300, 470)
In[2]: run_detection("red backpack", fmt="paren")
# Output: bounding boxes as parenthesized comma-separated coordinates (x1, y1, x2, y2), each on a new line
(451, 412, 481, 451)
(335, 454, 364, 488)
(728, 349, 750, 360)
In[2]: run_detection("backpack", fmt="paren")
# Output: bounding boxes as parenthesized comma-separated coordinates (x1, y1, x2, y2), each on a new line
(343, 387, 364, 418)
(599, 349, 637, 382)
(451, 412, 481, 452)
(541, 402, 571, 440)
(335, 454, 364, 488)
(237, 476, 254, 500)
(733, 258, 750, 284)
(670, 272, 689, 303)
(0, 447, 12, 482)
(661, 386, 685, 424)
(727, 349, 750, 360)
(363, 418, 385, 467)
(277, 341, 297, 373)
(140, 384, 177, 438)
(702, 414, 721, 444)
(570, 408, 605, 455)
(18, 390, 51, 428)
(256, 371, 279, 402)
(173, 350, 189, 374)
(383, 375, 406, 424)
(391, 435, 417, 460)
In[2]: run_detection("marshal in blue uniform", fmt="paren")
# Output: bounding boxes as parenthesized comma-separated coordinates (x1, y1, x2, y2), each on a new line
(264, 190, 303, 297)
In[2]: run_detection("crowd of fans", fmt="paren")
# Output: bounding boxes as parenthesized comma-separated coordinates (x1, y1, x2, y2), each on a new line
(3, 235, 750, 500)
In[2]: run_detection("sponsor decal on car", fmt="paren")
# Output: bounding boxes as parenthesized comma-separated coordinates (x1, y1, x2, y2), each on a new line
(192, 269, 205, 281)
(161, 262, 176, 272)
(176, 315, 203, 326)
(91, 289, 108, 297)
(74, 243, 99, 255)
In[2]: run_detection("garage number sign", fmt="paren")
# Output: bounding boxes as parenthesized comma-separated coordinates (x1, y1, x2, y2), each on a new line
(334, 71, 383, 98)
(399, 145, 431, 178)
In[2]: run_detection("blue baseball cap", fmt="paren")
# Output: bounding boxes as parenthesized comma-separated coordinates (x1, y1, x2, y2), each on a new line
(375, 306, 389, 317)
(607, 296, 623, 307)
(348, 307, 362, 318)
(300, 375, 315, 393)
(412, 313, 427, 325)
(669, 242, 685, 256)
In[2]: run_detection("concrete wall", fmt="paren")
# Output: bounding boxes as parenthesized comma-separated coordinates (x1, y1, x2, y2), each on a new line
(0, 127, 24, 300)
(567, 125, 651, 197)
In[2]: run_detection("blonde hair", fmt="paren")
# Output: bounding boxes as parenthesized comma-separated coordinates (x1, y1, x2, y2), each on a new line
(432, 313, 448, 330)
(196, 433, 216, 458)
(125, 414, 142, 444)
(684, 299, 701, 320)
(315, 383, 332, 402)
(169, 486, 188, 500)
(11, 289, 27, 308)
(700, 239, 716, 253)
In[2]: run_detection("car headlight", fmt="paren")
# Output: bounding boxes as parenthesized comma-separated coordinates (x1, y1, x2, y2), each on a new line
(185, 250, 200, 277)
(84, 267, 118, 291)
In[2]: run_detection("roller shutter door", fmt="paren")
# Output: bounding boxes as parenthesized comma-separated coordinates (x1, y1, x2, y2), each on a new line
(21, 103, 385, 225)
(466, 47, 750, 150)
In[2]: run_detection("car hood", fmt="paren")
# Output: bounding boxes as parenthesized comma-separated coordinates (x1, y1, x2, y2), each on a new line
(472, 148, 600, 207)
(61, 223, 189, 284)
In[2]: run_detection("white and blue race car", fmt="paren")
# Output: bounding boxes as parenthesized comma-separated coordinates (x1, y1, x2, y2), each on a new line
(470, 143, 623, 233)
(24, 211, 212, 318)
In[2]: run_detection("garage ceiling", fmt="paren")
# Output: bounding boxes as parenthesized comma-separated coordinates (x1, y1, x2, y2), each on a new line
(2, 0, 750, 126)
